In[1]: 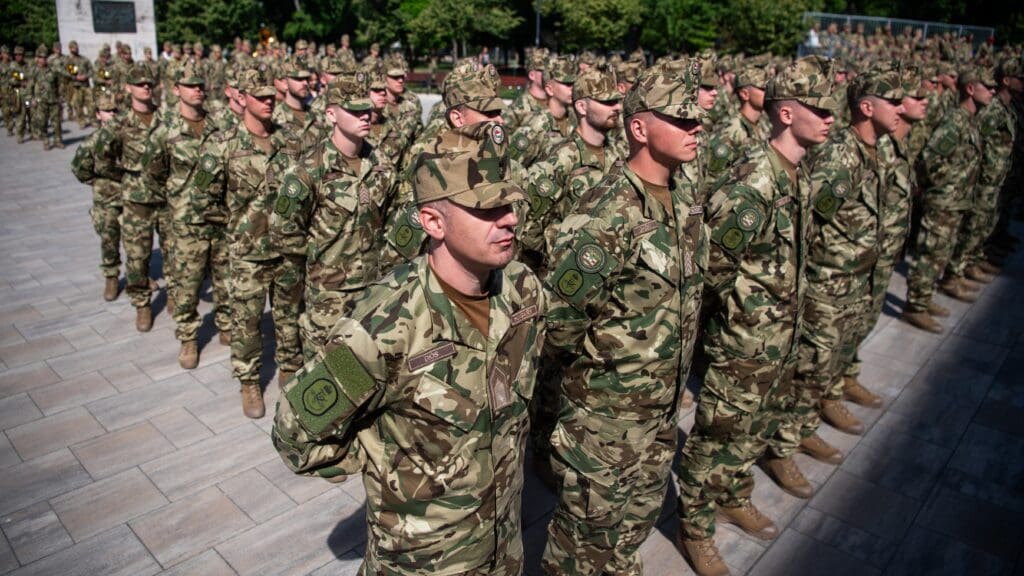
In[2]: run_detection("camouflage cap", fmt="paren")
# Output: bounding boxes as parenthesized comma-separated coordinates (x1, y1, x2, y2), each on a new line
(68, 40, 78, 50)
(848, 64, 904, 101)
(323, 58, 354, 75)
(414, 122, 525, 209)
(697, 54, 719, 87)
(325, 72, 372, 111)
(0, 45, 8, 55)
(901, 64, 927, 99)
(295, 39, 308, 50)
(545, 56, 577, 84)
(623, 59, 705, 120)
(579, 50, 597, 66)
(937, 60, 957, 77)
(225, 66, 240, 88)
(386, 54, 407, 76)
(96, 93, 117, 112)
(175, 62, 205, 86)
(368, 71, 387, 91)
(766, 55, 839, 113)
(370, 42, 380, 51)
(528, 49, 547, 71)
(573, 68, 621, 102)
(99, 43, 110, 56)
(211, 44, 222, 53)
(127, 64, 155, 85)
(52, 41, 61, 50)
(143, 46, 152, 55)
(735, 65, 770, 89)
(997, 57, 1021, 81)
(13, 45, 24, 56)
(35, 44, 47, 58)
(193, 41, 203, 51)
(443, 65, 504, 112)
(615, 61, 642, 84)
(285, 61, 311, 79)
(957, 65, 996, 88)
(239, 67, 276, 97)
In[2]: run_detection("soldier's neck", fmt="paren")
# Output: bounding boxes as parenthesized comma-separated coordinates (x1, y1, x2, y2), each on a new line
(998, 89, 1012, 106)
(243, 114, 272, 138)
(740, 103, 762, 125)
(960, 98, 977, 116)
(627, 149, 674, 187)
(428, 249, 490, 298)
(850, 118, 879, 147)
(576, 120, 607, 148)
(528, 83, 547, 101)
(547, 98, 568, 120)
(131, 99, 155, 115)
(892, 121, 912, 142)
(178, 101, 205, 121)
(331, 129, 363, 159)
(769, 134, 807, 167)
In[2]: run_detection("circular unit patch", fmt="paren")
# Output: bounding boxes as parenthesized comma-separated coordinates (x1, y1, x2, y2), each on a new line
(576, 244, 606, 273)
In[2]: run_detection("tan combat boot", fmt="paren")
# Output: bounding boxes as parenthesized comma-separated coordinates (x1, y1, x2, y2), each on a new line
(955, 276, 982, 292)
(678, 537, 730, 576)
(843, 377, 883, 408)
(821, 399, 865, 435)
(927, 301, 950, 318)
(136, 305, 153, 332)
(965, 265, 994, 283)
(240, 381, 265, 419)
(278, 369, 295, 387)
(901, 310, 943, 333)
(977, 260, 1001, 275)
(103, 277, 119, 301)
(218, 330, 231, 346)
(939, 278, 978, 303)
(178, 340, 199, 369)
(759, 456, 814, 499)
(799, 433, 844, 465)
(717, 504, 779, 540)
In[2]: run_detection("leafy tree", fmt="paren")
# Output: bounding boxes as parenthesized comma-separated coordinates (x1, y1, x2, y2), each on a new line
(640, 0, 721, 54)
(719, 0, 818, 54)
(156, 0, 264, 45)
(539, 0, 644, 52)
(408, 0, 523, 58)
(0, 0, 57, 49)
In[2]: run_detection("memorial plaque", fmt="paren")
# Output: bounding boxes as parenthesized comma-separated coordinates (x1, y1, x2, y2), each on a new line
(92, 1, 137, 34)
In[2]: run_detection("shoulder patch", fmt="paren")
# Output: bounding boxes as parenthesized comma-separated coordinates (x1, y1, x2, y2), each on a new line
(736, 207, 762, 231)
(284, 343, 377, 438)
(549, 228, 619, 307)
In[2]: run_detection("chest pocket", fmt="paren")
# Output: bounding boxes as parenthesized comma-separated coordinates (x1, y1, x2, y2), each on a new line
(630, 227, 679, 309)
(772, 201, 799, 299)
(409, 360, 487, 458)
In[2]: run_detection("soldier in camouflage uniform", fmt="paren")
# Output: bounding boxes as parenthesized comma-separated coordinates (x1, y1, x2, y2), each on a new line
(767, 66, 906, 490)
(521, 67, 622, 275)
(509, 56, 577, 168)
(844, 64, 932, 386)
(94, 65, 166, 333)
(111, 45, 135, 107)
(677, 55, 837, 576)
(7, 46, 30, 142)
(506, 49, 547, 131)
(383, 54, 423, 150)
(191, 68, 304, 418)
(948, 64, 1015, 285)
(902, 67, 992, 333)
(272, 62, 318, 148)
(272, 132, 544, 575)
(541, 62, 708, 575)
(92, 46, 115, 120)
(1, 46, 11, 134)
(71, 94, 123, 301)
(205, 45, 227, 102)
(211, 67, 244, 132)
(65, 41, 93, 128)
(141, 62, 229, 369)
(270, 74, 398, 361)
(28, 45, 63, 150)
(365, 71, 409, 165)
(705, 64, 771, 184)
(984, 58, 1023, 266)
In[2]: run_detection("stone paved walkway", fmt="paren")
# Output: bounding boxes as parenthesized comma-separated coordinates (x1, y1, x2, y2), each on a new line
(1, 124, 1022, 576)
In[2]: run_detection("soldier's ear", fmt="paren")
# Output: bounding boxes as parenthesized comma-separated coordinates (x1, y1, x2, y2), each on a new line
(574, 99, 587, 118)
(419, 203, 447, 241)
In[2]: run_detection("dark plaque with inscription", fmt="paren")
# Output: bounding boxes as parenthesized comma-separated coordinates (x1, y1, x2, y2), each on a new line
(92, 1, 137, 34)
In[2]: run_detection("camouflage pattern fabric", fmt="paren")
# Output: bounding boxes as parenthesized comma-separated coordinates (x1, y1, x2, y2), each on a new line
(771, 124, 884, 457)
(949, 95, 1015, 276)
(705, 111, 769, 185)
(270, 139, 397, 361)
(72, 128, 123, 278)
(272, 256, 545, 574)
(509, 108, 574, 168)
(192, 123, 305, 381)
(542, 160, 707, 574)
(387, 90, 423, 147)
(142, 111, 228, 340)
(6, 61, 31, 139)
(506, 88, 546, 132)
(65, 53, 93, 126)
(27, 62, 62, 144)
(906, 105, 983, 312)
(678, 142, 812, 540)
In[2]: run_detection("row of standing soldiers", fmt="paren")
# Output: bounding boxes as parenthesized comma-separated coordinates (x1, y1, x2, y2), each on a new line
(64, 39, 1023, 574)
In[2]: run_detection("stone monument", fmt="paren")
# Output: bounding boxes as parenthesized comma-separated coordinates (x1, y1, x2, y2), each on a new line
(56, 0, 157, 60)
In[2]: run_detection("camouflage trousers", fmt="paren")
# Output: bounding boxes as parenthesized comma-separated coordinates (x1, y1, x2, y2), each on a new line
(2, 93, 14, 134)
(905, 205, 966, 313)
(8, 93, 29, 138)
(122, 199, 172, 308)
(68, 84, 92, 127)
(360, 554, 522, 576)
(170, 222, 230, 342)
(543, 401, 678, 575)
(299, 286, 361, 363)
(229, 256, 303, 383)
(844, 260, 897, 379)
(950, 185, 1000, 277)
(89, 187, 123, 278)
(677, 356, 795, 540)
(772, 295, 867, 458)
(31, 101, 62, 144)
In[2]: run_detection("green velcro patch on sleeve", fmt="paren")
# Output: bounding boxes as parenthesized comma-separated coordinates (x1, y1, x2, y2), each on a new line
(548, 229, 618, 308)
(932, 128, 959, 157)
(387, 205, 426, 259)
(812, 180, 845, 220)
(285, 343, 378, 439)
(711, 212, 754, 255)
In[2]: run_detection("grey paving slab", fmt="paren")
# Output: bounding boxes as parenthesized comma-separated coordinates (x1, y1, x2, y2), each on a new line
(28, 371, 116, 416)
(99, 362, 153, 393)
(916, 486, 1024, 562)
(0, 395, 42, 432)
(86, 372, 214, 431)
(51, 467, 168, 542)
(807, 470, 918, 544)
(7, 524, 160, 576)
(218, 469, 296, 523)
(5, 407, 106, 461)
(0, 434, 18, 471)
(0, 533, 17, 575)
(0, 502, 73, 565)
(148, 407, 214, 448)
(158, 549, 237, 576)
(130, 486, 254, 568)
(256, 457, 335, 505)
(0, 335, 74, 369)
(749, 528, 882, 576)
(70, 421, 174, 480)
(215, 490, 364, 576)
(0, 449, 93, 517)
(884, 526, 1009, 576)
(842, 429, 951, 501)
(141, 423, 276, 501)
(0, 363, 61, 400)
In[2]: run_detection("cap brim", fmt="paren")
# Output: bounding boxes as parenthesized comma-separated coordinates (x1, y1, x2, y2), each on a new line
(246, 87, 277, 98)
(445, 182, 526, 210)
(177, 79, 205, 86)
(464, 97, 507, 113)
(654, 103, 708, 121)
(338, 99, 373, 111)
(799, 96, 841, 115)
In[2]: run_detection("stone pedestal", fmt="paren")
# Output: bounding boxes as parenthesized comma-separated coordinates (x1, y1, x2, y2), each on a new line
(56, 0, 157, 61)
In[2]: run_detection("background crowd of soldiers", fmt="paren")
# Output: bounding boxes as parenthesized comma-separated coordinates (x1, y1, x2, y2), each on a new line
(0, 23, 1020, 574)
